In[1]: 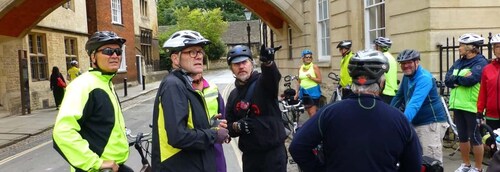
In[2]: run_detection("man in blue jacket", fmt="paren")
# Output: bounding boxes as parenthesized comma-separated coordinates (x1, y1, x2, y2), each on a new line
(290, 49, 422, 172)
(391, 49, 448, 163)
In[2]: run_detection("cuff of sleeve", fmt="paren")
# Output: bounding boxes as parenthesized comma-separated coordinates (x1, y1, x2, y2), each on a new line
(93, 158, 104, 171)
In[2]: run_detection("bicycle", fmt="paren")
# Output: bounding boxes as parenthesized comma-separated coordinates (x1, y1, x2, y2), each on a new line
(327, 72, 342, 104)
(100, 128, 151, 172)
(280, 75, 305, 138)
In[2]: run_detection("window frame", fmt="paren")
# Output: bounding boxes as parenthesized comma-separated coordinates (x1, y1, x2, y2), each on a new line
(28, 33, 49, 81)
(111, 0, 123, 24)
(140, 0, 148, 17)
(117, 45, 127, 73)
(64, 37, 78, 70)
(140, 29, 152, 65)
(316, 0, 331, 62)
(363, 0, 386, 48)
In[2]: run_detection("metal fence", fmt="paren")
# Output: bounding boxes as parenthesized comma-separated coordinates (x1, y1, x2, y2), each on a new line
(436, 32, 494, 95)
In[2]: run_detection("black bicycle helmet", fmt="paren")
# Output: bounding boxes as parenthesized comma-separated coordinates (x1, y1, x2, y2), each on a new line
(163, 30, 211, 54)
(85, 31, 126, 56)
(337, 40, 352, 49)
(348, 49, 389, 85)
(397, 49, 421, 62)
(373, 37, 392, 48)
(227, 45, 252, 65)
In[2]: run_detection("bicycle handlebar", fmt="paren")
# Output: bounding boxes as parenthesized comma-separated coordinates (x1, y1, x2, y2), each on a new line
(282, 100, 304, 110)
(328, 72, 340, 81)
(284, 75, 298, 82)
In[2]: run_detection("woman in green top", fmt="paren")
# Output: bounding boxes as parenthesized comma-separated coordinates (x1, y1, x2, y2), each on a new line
(295, 49, 322, 117)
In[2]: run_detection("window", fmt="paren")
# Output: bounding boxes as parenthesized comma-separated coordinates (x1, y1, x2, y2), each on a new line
(111, 0, 122, 24)
(61, 0, 74, 11)
(364, 0, 385, 48)
(118, 45, 127, 73)
(140, 29, 152, 65)
(28, 33, 48, 81)
(140, 0, 148, 17)
(64, 37, 78, 69)
(317, 0, 330, 62)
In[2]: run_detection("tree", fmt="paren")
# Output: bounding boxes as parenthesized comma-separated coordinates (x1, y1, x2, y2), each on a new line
(159, 7, 228, 70)
(158, 0, 248, 25)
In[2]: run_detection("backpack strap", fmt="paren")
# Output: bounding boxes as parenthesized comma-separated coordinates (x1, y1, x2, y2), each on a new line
(244, 80, 257, 102)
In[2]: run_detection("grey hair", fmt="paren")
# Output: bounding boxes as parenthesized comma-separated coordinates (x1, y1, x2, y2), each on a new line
(351, 75, 385, 95)
(464, 44, 480, 54)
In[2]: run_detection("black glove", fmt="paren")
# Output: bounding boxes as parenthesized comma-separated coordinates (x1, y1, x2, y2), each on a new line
(236, 118, 253, 135)
(477, 112, 484, 124)
(214, 127, 229, 144)
(259, 45, 282, 63)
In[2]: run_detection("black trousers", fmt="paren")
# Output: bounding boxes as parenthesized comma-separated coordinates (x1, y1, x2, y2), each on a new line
(380, 94, 394, 104)
(242, 145, 287, 172)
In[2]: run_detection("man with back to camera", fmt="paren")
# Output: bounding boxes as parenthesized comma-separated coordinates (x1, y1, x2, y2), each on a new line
(289, 49, 422, 172)
(52, 31, 131, 172)
(151, 30, 229, 172)
(390, 49, 448, 164)
(225, 44, 288, 172)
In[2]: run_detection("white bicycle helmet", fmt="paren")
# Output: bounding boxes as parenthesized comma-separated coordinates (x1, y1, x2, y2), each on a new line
(491, 33, 500, 44)
(348, 49, 389, 85)
(373, 37, 392, 48)
(458, 33, 484, 46)
(162, 30, 210, 54)
(70, 60, 78, 65)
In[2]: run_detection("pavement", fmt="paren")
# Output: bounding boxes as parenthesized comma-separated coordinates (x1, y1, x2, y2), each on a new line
(0, 79, 162, 149)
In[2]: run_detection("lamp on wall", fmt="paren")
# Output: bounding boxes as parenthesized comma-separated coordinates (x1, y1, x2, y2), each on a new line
(244, 8, 252, 48)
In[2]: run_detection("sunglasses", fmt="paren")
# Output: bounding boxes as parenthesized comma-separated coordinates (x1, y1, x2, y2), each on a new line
(97, 48, 123, 56)
(303, 56, 312, 59)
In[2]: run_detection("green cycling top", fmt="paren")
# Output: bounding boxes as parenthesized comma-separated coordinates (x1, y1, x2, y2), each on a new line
(382, 52, 398, 96)
(340, 51, 353, 88)
(53, 69, 129, 172)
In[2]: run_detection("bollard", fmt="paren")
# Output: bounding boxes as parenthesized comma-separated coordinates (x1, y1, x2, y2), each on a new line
(124, 78, 128, 97)
(142, 75, 146, 90)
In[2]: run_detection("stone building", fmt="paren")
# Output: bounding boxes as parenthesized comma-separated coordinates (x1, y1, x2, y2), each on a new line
(237, 0, 500, 97)
(0, 0, 159, 117)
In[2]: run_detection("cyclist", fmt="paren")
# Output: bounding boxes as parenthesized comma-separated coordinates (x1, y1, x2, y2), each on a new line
(152, 30, 229, 172)
(191, 72, 228, 172)
(445, 33, 488, 172)
(67, 60, 81, 82)
(373, 37, 398, 104)
(337, 40, 354, 98)
(289, 49, 422, 171)
(294, 49, 322, 117)
(477, 33, 500, 135)
(52, 31, 131, 172)
(390, 49, 448, 163)
(225, 45, 287, 172)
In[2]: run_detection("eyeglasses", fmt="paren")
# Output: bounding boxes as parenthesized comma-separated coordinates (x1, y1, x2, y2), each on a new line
(181, 50, 205, 58)
(97, 48, 123, 56)
(304, 56, 312, 59)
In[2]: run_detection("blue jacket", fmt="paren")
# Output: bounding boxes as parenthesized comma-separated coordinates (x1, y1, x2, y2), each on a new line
(391, 65, 447, 126)
(444, 54, 488, 113)
(289, 94, 422, 172)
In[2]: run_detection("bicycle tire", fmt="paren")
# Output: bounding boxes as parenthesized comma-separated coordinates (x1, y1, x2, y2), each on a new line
(330, 91, 338, 104)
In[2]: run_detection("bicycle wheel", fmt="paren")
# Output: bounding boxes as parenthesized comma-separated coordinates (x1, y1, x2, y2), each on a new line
(282, 112, 294, 138)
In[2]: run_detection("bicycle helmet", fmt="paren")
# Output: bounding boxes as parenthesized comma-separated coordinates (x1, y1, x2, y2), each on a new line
(348, 49, 389, 85)
(397, 49, 421, 62)
(458, 33, 484, 47)
(373, 37, 392, 48)
(85, 31, 126, 56)
(70, 60, 78, 66)
(162, 30, 211, 54)
(336, 40, 352, 49)
(301, 49, 313, 57)
(227, 45, 252, 65)
(491, 33, 500, 44)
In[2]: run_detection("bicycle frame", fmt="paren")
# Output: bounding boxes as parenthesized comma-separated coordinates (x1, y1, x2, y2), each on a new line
(280, 75, 305, 138)
(126, 128, 152, 172)
(328, 72, 342, 103)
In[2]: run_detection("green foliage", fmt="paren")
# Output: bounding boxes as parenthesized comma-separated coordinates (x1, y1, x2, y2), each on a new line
(158, 7, 228, 61)
(158, 0, 248, 25)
